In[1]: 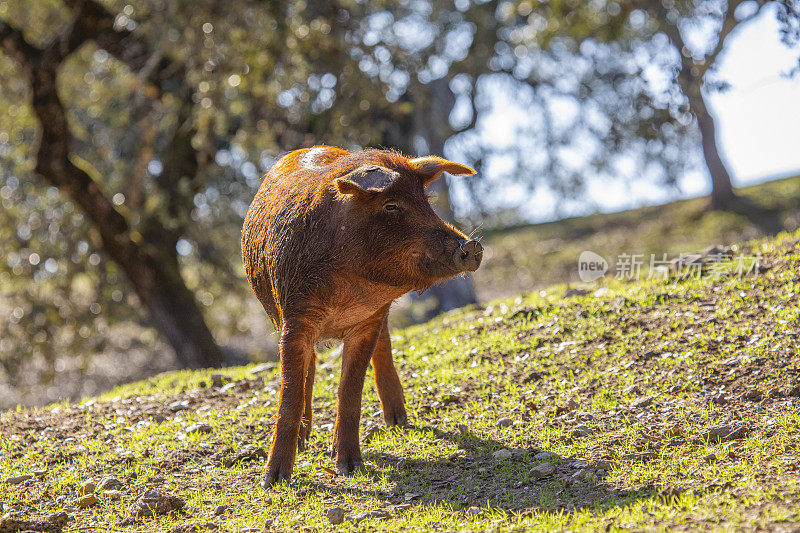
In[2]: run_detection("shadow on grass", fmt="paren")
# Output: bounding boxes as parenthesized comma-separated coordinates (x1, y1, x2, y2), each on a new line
(301, 424, 663, 515)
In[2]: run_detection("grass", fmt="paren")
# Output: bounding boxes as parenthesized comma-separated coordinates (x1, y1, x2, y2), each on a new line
(473, 175, 800, 300)
(2, 229, 800, 531)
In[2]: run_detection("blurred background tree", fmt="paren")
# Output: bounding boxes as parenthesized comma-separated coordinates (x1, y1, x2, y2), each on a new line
(1, 0, 798, 404)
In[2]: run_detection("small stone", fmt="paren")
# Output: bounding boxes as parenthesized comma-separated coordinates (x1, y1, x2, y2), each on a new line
(97, 476, 124, 491)
(346, 511, 370, 524)
(32, 468, 48, 478)
(76, 494, 99, 508)
(529, 462, 556, 479)
(701, 424, 748, 442)
(130, 490, 185, 517)
(466, 506, 481, 516)
(250, 362, 276, 374)
(5, 474, 32, 485)
(102, 490, 124, 500)
(219, 382, 237, 393)
(787, 384, 800, 398)
(631, 396, 654, 409)
(703, 453, 717, 462)
(213, 505, 229, 516)
(369, 508, 391, 520)
(79, 481, 96, 495)
(393, 503, 412, 512)
(664, 423, 683, 438)
(210, 374, 228, 388)
(497, 417, 513, 428)
(742, 389, 762, 401)
(492, 448, 513, 460)
(168, 400, 189, 412)
(457, 424, 469, 435)
(534, 451, 560, 461)
(186, 423, 213, 435)
(325, 507, 346, 525)
(572, 424, 592, 437)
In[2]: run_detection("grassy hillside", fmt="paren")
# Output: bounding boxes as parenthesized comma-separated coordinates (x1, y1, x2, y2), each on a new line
(473, 175, 800, 300)
(2, 227, 799, 532)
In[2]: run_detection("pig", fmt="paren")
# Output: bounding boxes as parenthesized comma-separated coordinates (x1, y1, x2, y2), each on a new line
(241, 145, 483, 487)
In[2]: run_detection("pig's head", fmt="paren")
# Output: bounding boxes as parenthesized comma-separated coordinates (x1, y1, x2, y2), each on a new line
(335, 153, 483, 290)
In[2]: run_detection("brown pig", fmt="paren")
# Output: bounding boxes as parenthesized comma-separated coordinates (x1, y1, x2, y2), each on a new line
(241, 146, 483, 487)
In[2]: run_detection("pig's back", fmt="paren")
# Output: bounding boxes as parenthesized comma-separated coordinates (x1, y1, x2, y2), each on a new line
(241, 146, 349, 325)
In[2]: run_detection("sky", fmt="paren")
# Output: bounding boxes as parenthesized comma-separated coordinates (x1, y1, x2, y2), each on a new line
(462, 5, 800, 222)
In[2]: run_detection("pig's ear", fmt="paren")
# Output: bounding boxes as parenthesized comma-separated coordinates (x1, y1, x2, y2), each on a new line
(408, 156, 476, 186)
(336, 165, 397, 196)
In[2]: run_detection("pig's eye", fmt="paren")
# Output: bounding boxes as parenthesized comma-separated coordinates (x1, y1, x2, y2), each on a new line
(383, 203, 400, 213)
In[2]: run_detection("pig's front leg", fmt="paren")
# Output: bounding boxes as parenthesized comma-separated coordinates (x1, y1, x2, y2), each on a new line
(371, 314, 408, 427)
(333, 316, 384, 475)
(263, 326, 314, 487)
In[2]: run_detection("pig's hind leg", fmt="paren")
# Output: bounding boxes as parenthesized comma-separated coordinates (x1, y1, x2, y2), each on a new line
(297, 348, 317, 451)
(371, 314, 408, 427)
(263, 326, 314, 488)
(333, 314, 385, 475)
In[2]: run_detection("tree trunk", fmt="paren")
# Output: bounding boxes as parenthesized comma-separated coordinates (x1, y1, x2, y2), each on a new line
(412, 78, 478, 317)
(4, 24, 226, 370)
(691, 91, 737, 210)
(122, 250, 225, 369)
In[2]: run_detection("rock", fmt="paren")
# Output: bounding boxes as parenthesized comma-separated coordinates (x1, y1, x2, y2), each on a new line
(631, 396, 654, 409)
(621, 450, 657, 462)
(325, 507, 346, 525)
(787, 384, 800, 398)
(572, 424, 592, 437)
(4, 474, 32, 485)
(76, 494, 99, 508)
(32, 468, 48, 478)
(250, 362, 276, 374)
(664, 423, 683, 438)
(222, 446, 268, 467)
(393, 503, 412, 512)
(186, 423, 213, 435)
(97, 476, 124, 491)
(497, 417, 513, 428)
(701, 424, 748, 442)
(219, 382, 237, 393)
(79, 480, 96, 495)
(102, 490, 124, 500)
(742, 389, 762, 401)
(346, 511, 370, 524)
(492, 448, 513, 460)
(369, 508, 391, 520)
(713, 393, 729, 405)
(534, 451, 560, 461)
(466, 506, 481, 516)
(703, 453, 717, 462)
(0, 511, 69, 533)
(213, 504, 229, 516)
(130, 490, 186, 517)
(529, 462, 556, 479)
(457, 424, 469, 435)
(209, 374, 228, 387)
(168, 400, 189, 412)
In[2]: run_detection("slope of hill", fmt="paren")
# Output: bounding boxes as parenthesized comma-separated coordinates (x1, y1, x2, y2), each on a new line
(2, 228, 799, 532)
(473, 175, 800, 300)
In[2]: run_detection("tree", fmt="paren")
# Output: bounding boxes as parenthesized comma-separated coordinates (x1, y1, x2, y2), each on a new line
(374, 0, 799, 215)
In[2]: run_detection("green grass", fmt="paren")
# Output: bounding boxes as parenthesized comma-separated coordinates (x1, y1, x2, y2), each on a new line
(473, 175, 800, 300)
(2, 228, 800, 532)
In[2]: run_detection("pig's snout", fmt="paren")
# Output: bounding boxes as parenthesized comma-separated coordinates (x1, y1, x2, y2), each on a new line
(454, 240, 483, 272)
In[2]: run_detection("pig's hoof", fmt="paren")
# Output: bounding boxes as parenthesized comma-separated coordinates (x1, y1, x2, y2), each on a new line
(262, 465, 292, 488)
(298, 426, 311, 452)
(335, 457, 365, 476)
(384, 408, 408, 428)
